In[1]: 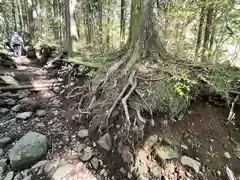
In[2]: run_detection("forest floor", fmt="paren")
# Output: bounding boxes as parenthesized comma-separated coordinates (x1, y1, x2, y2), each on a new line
(0, 53, 240, 180)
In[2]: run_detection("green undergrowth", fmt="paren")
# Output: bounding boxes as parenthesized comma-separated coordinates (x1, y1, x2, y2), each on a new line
(90, 56, 240, 121)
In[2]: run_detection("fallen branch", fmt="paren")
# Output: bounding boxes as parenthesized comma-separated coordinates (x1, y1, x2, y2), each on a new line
(227, 94, 239, 123)
(0, 83, 61, 91)
(61, 58, 101, 69)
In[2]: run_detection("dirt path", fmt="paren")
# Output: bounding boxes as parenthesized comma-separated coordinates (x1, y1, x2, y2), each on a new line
(0, 55, 240, 180)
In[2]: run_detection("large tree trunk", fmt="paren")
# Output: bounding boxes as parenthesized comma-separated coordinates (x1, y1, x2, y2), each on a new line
(64, 0, 72, 56)
(124, 0, 170, 71)
(70, 0, 79, 41)
(195, 5, 205, 57)
(202, 3, 214, 62)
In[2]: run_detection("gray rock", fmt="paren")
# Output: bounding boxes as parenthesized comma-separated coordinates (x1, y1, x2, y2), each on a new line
(52, 99, 61, 107)
(73, 143, 86, 153)
(3, 171, 14, 180)
(31, 160, 48, 169)
(36, 110, 46, 117)
(16, 112, 33, 120)
(0, 149, 4, 157)
(137, 175, 149, 180)
(0, 137, 12, 148)
(144, 135, 158, 148)
(18, 91, 29, 99)
(21, 169, 30, 177)
(52, 164, 74, 180)
(0, 159, 8, 175)
(119, 167, 127, 175)
(36, 122, 45, 128)
(6, 99, 16, 106)
(80, 147, 93, 161)
(22, 175, 32, 180)
(121, 146, 133, 163)
(18, 98, 39, 111)
(91, 157, 99, 170)
(77, 129, 89, 138)
(97, 133, 112, 151)
(9, 132, 48, 171)
(0, 100, 6, 106)
(0, 108, 10, 114)
(180, 156, 201, 173)
(11, 104, 21, 112)
(155, 146, 179, 161)
(13, 173, 23, 180)
(224, 152, 231, 159)
(0, 92, 15, 98)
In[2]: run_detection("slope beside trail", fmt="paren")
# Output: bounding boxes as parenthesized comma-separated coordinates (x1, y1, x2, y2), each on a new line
(0, 53, 240, 180)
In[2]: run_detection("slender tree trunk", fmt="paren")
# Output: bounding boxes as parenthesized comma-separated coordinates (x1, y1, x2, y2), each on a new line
(11, 1, 17, 31)
(195, 5, 205, 57)
(202, 3, 214, 62)
(70, 0, 78, 41)
(64, 0, 72, 56)
(52, 0, 59, 40)
(120, 0, 126, 46)
(22, 0, 28, 31)
(97, 1, 103, 51)
(17, 0, 23, 30)
(2, 10, 10, 38)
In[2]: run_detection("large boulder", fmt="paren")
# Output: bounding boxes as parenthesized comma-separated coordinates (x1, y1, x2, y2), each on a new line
(8, 132, 48, 171)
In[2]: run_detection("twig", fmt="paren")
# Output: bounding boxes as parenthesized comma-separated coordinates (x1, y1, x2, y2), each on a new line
(227, 95, 239, 123)
(66, 86, 85, 98)
(136, 76, 164, 81)
(122, 79, 138, 128)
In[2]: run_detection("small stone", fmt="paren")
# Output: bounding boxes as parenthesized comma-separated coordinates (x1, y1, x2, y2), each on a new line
(144, 135, 158, 148)
(224, 152, 231, 159)
(80, 147, 93, 161)
(100, 169, 105, 175)
(119, 167, 126, 175)
(73, 143, 86, 153)
(52, 99, 61, 106)
(52, 164, 74, 180)
(91, 157, 99, 170)
(48, 120, 54, 125)
(13, 173, 23, 180)
(16, 112, 33, 120)
(21, 169, 30, 177)
(121, 146, 133, 163)
(77, 129, 89, 138)
(31, 160, 48, 169)
(0, 149, 4, 157)
(3, 171, 14, 180)
(0, 108, 9, 114)
(137, 175, 149, 180)
(62, 135, 70, 144)
(22, 175, 32, 180)
(36, 122, 45, 127)
(0, 137, 12, 148)
(216, 170, 221, 177)
(7, 99, 16, 106)
(36, 110, 46, 117)
(97, 133, 112, 151)
(0, 159, 8, 175)
(127, 173, 132, 179)
(181, 156, 201, 173)
(155, 146, 179, 161)
(11, 104, 21, 112)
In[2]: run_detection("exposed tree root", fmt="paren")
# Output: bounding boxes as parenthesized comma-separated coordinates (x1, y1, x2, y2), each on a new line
(122, 79, 138, 128)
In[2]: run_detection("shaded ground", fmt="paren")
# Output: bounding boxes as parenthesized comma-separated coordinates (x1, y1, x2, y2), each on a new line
(0, 54, 240, 180)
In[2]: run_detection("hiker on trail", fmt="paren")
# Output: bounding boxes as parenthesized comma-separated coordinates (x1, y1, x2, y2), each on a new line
(10, 32, 24, 56)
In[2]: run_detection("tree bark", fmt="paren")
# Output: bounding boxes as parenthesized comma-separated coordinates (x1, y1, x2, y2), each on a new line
(120, 0, 126, 46)
(126, 0, 169, 67)
(202, 3, 214, 62)
(195, 5, 205, 57)
(70, 0, 79, 40)
(64, 0, 72, 56)
(11, 0, 17, 31)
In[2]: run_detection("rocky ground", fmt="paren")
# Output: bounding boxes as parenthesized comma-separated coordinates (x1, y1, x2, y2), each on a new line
(0, 55, 240, 180)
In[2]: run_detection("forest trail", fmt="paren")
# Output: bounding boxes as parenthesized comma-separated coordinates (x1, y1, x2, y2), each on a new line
(0, 54, 240, 180)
